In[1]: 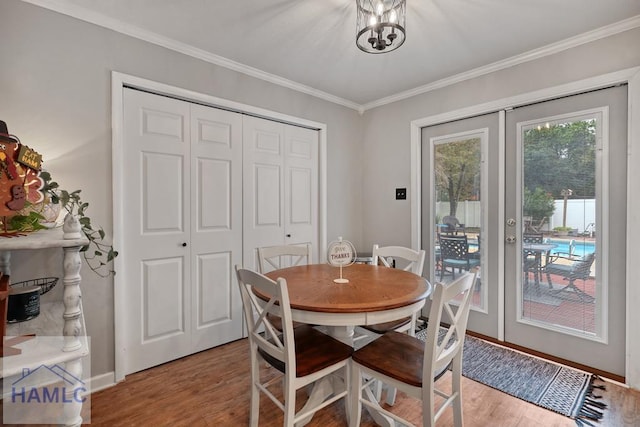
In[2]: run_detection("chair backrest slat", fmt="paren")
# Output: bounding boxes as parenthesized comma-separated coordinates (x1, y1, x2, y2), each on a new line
(236, 266, 295, 370)
(523, 233, 543, 244)
(423, 268, 478, 378)
(257, 244, 312, 274)
(372, 244, 426, 276)
(572, 252, 596, 279)
(439, 235, 470, 261)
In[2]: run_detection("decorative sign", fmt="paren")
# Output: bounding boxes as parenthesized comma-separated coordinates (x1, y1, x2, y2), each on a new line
(327, 237, 356, 283)
(16, 145, 42, 171)
(0, 126, 45, 233)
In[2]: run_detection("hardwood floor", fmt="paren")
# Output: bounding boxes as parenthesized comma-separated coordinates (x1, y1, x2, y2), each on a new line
(86, 338, 640, 426)
(6, 337, 638, 426)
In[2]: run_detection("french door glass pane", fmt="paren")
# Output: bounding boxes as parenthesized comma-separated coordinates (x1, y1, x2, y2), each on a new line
(520, 114, 599, 337)
(433, 136, 483, 309)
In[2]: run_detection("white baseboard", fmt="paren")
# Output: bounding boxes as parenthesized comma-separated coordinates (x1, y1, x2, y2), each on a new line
(87, 371, 118, 393)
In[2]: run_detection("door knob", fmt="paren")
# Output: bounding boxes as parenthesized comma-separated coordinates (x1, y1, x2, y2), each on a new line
(182, 242, 187, 247)
(506, 235, 516, 244)
(506, 218, 516, 227)
(286, 234, 291, 238)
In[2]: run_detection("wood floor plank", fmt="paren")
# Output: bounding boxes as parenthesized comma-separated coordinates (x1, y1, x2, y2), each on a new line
(3, 337, 638, 426)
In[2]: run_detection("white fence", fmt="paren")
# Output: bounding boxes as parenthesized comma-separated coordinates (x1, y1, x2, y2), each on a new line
(436, 199, 596, 233)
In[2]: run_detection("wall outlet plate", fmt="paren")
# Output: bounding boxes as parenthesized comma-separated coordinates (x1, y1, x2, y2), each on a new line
(396, 188, 407, 200)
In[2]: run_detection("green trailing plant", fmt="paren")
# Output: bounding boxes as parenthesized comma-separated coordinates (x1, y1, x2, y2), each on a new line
(9, 210, 47, 232)
(12, 171, 118, 277)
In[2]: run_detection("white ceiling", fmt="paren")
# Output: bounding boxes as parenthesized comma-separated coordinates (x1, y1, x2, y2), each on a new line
(27, 0, 640, 110)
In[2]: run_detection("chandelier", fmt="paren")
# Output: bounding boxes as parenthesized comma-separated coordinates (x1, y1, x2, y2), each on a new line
(356, 0, 406, 54)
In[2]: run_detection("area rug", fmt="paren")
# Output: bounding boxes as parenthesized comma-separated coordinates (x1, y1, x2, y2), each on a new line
(415, 328, 607, 426)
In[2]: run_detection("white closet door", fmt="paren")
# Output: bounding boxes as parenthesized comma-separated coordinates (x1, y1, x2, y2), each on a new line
(122, 89, 243, 374)
(242, 116, 286, 270)
(284, 124, 318, 253)
(189, 104, 243, 352)
(122, 89, 192, 374)
(242, 116, 319, 269)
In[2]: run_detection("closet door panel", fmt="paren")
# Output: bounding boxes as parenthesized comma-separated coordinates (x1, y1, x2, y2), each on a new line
(122, 88, 192, 374)
(143, 257, 185, 339)
(198, 158, 231, 229)
(284, 125, 318, 253)
(143, 152, 184, 232)
(243, 116, 285, 270)
(196, 251, 232, 325)
(255, 164, 282, 226)
(190, 104, 243, 352)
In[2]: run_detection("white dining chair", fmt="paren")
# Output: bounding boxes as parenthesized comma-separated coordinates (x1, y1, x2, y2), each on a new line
(355, 244, 426, 405)
(359, 244, 426, 337)
(235, 266, 352, 426)
(350, 268, 478, 427)
(257, 244, 312, 330)
(257, 243, 312, 274)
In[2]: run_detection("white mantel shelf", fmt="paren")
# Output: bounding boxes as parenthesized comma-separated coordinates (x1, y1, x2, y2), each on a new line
(0, 217, 90, 427)
(0, 226, 88, 251)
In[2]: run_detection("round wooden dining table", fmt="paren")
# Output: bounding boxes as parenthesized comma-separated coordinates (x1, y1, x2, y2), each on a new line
(263, 263, 431, 337)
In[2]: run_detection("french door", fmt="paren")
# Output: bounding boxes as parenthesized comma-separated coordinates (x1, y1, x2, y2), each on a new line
(422, 85, 627, 376)
(421, 112, 501, 338)
(504, 86, 627, 377)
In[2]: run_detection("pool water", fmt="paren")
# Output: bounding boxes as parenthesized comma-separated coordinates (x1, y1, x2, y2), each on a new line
(545, 238, 595, 257)
(466, 237, 595, 257)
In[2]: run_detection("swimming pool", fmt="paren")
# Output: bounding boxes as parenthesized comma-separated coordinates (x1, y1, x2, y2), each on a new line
(466, 237, 595, 257)
(545, 238, 595, 257)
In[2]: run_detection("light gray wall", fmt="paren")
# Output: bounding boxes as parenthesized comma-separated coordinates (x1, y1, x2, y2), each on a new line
(360, 27, 640, 249)
(0, 0, 364, 376)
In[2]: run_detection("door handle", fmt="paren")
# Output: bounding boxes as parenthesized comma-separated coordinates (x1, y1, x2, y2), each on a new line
(506, 235, 516, 244)
(286, 234, 291, 238)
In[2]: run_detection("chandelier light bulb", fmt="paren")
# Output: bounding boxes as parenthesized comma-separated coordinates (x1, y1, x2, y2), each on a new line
(369, 14, 377, 26)
(376, 2, 384, 15)
(389, 9, 397, 23)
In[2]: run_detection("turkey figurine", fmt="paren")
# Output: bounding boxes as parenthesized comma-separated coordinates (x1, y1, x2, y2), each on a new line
(0, 141, 26, 217)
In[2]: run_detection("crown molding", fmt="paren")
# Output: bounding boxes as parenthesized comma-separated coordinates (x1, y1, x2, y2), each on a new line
(362, 14, 640, 111)
(20, 1, 640, 114)
(21, 0, 362, 112)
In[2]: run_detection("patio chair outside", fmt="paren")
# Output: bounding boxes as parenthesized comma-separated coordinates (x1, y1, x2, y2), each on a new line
(544, 252, 596, 302)
(442, 215, 465, 234)
(438, 234, 480, 281)
(441, 215, 465, 235)
(522, 233, 544, 290)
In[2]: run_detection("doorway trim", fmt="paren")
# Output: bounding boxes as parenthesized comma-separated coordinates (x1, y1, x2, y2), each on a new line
(410, 66, 640, 388)
(111, 71, 328, 382)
